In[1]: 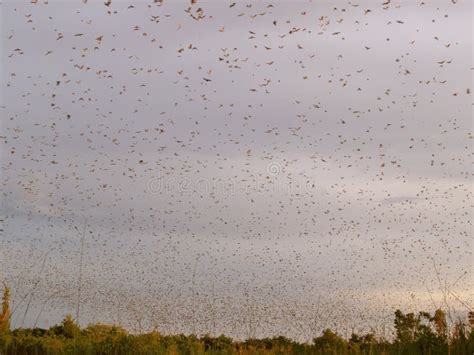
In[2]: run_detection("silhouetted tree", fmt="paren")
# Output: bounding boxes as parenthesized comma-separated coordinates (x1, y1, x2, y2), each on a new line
(394, 310, 419, 344)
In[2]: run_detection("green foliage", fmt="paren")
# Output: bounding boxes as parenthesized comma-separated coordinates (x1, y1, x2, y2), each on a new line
(0, 308, 472, 354)
(313, 329, 347, 354)
(49, 315, 81, 339)
(348, 332, 378, 354)
(393, 309, 450, 354)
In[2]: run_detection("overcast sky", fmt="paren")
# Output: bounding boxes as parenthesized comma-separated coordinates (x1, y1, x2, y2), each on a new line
(1, 0, 472, 339)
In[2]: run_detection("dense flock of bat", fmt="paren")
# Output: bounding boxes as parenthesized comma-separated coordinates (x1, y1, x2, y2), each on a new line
(1, 0, 472, 340)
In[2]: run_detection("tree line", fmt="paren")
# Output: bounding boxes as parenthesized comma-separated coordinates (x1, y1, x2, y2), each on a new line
(1, 284, 473, 354)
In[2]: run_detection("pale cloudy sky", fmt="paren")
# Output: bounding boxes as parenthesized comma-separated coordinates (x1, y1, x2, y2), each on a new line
(1, 0, 472, 340)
